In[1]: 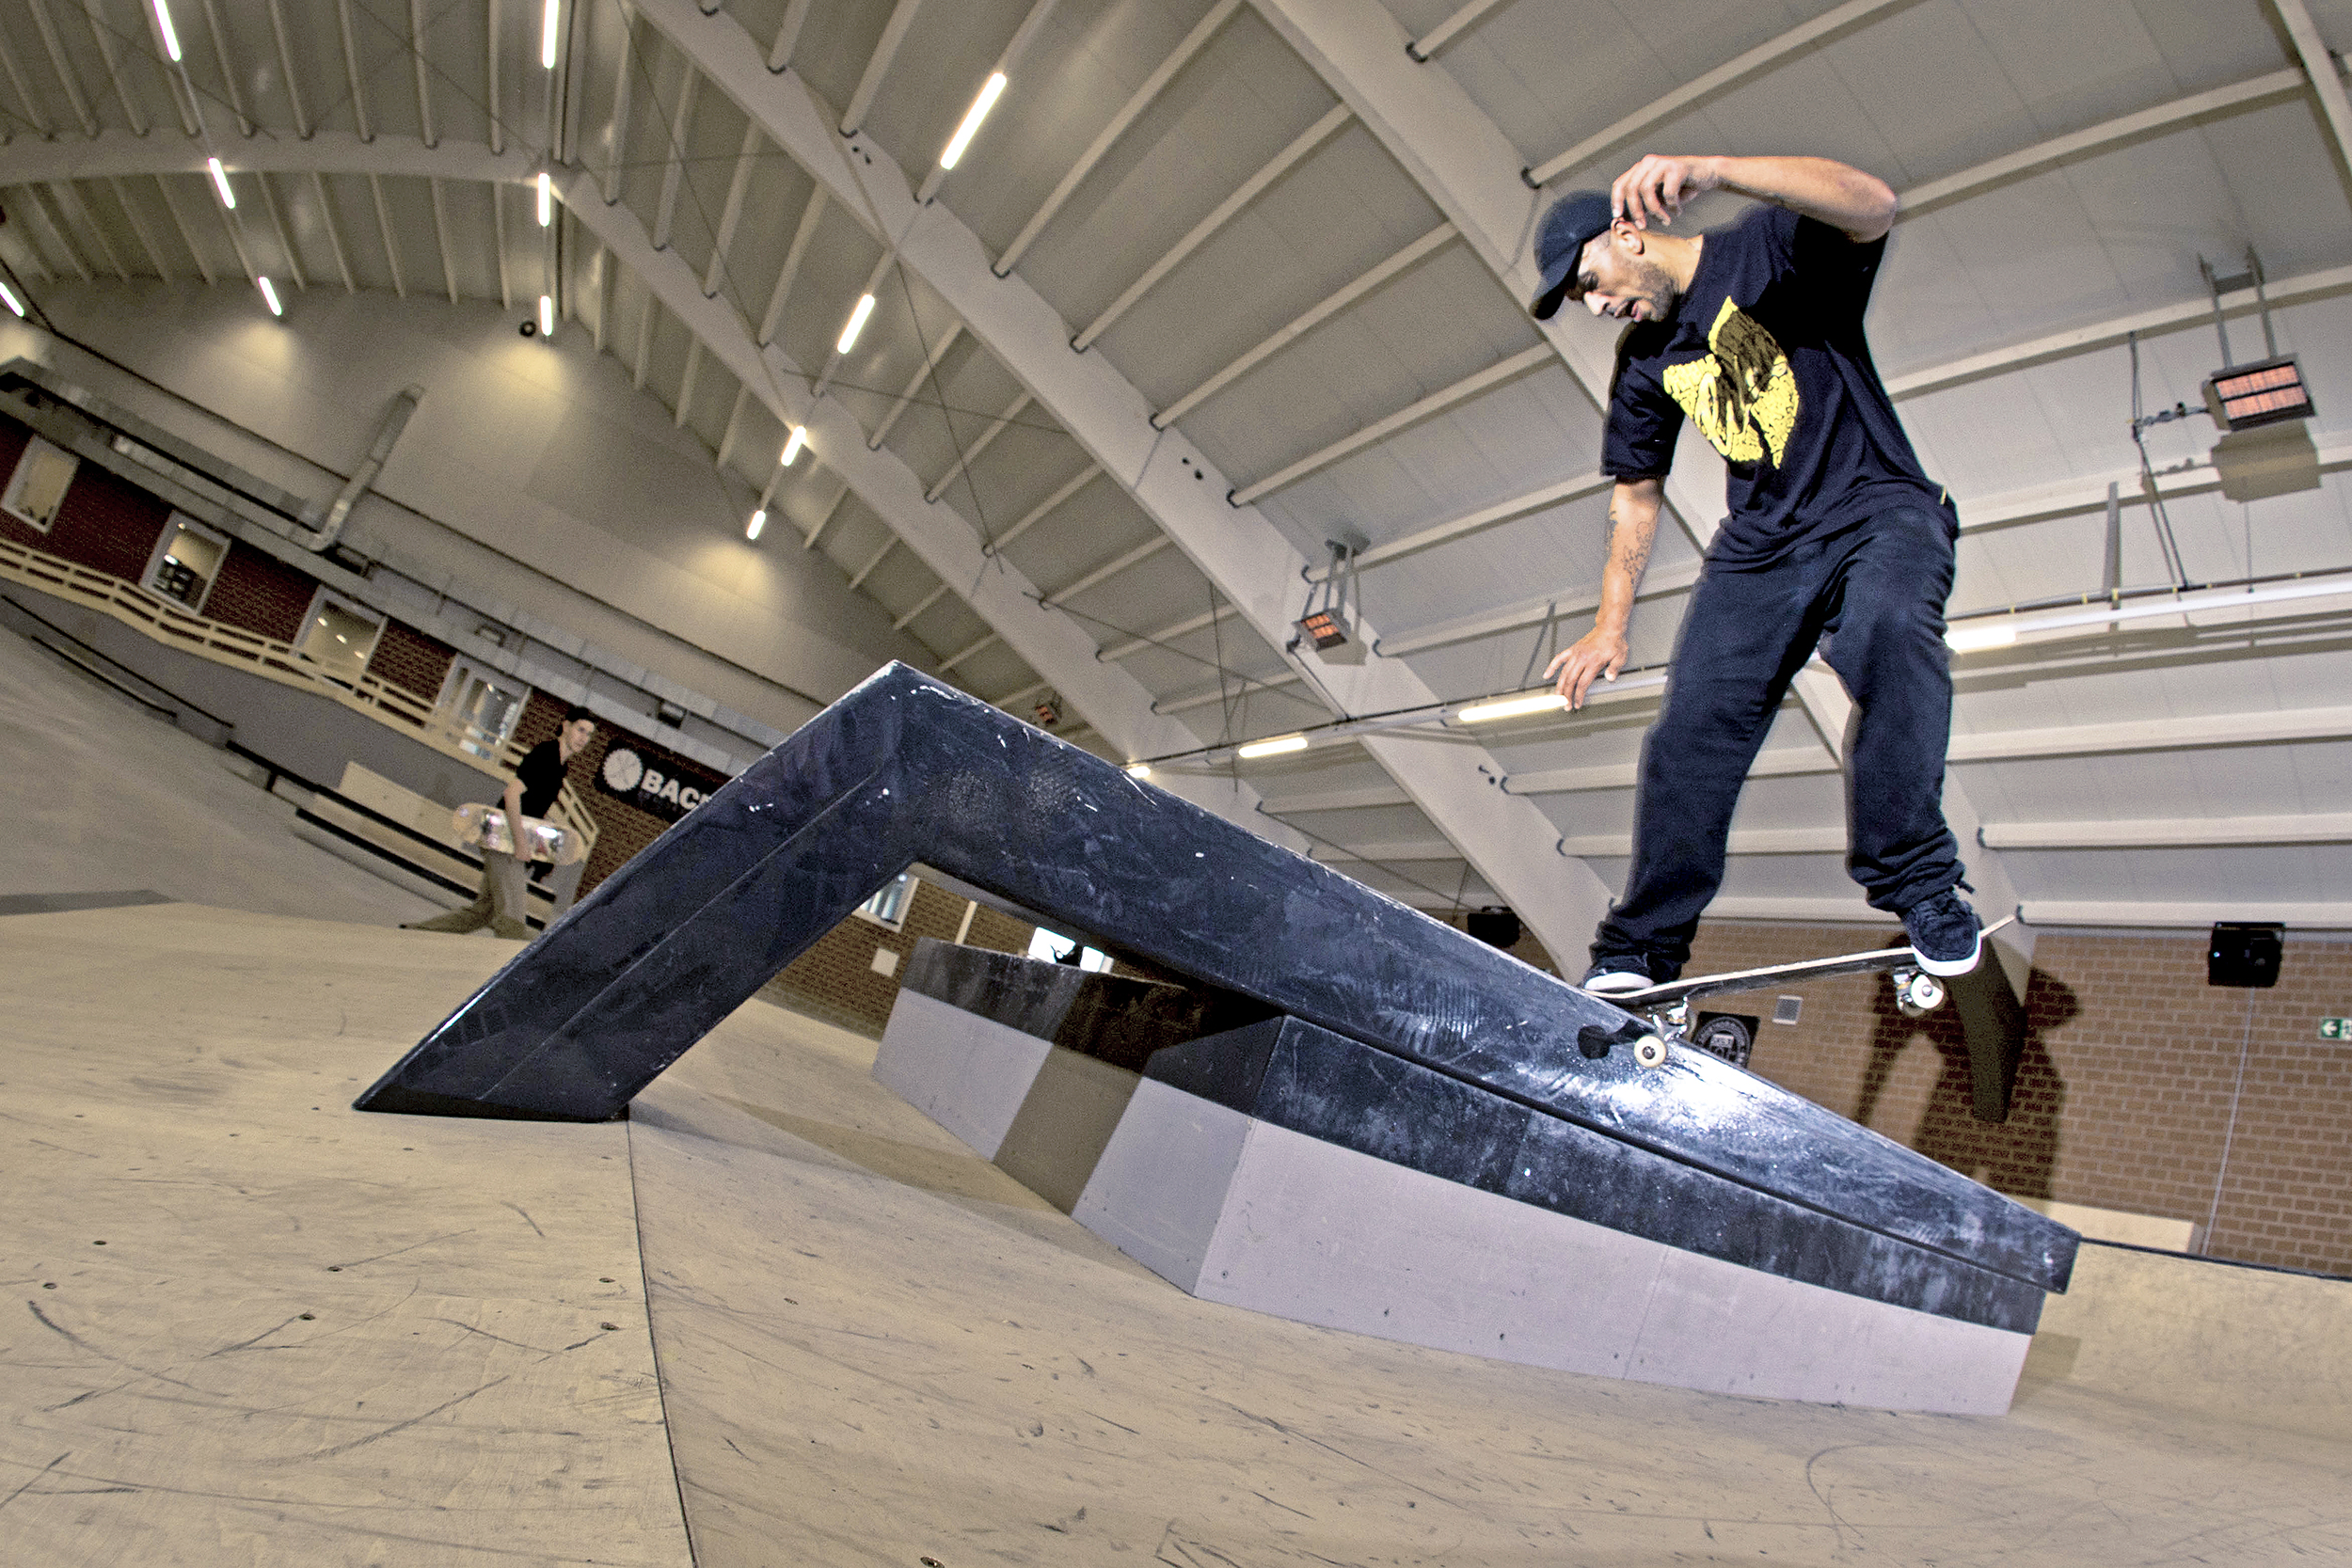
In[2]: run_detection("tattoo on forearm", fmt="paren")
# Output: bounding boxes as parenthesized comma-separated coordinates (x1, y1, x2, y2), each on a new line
(1608, 508, 1657, 584)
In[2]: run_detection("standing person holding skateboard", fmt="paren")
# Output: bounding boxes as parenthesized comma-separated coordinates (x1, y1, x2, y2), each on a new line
(406, 706, 597, 939)
(1525, 153, 1981, 994)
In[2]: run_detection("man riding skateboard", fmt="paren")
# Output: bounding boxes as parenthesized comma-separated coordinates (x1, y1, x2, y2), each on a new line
(1528, 153, 1981, 994)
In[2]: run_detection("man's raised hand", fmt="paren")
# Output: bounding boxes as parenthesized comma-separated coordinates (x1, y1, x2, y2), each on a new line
(1545, 626, 1629, 712)
(1610, 154, 1722, 230)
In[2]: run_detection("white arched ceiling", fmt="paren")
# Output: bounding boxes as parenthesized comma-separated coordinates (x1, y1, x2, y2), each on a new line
(1, 0, 2348, 935)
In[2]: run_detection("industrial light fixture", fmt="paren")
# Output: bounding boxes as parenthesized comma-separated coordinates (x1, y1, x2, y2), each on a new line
(1291, 531, 1367, 662)
(1236, 734, 1308, 760)
(836, 293, 875, 355)
(0, 281, 24, 318)
(538, 293, 554, 337)
(151, 0, 182, 60)
(207, 157, 235, 209)
(1124, 762, 1152, 780)
(746, 509, 766, 541)
(1458, 690, 1567, 723)
(1944, 619, 2018, 653)
(1031, 695, 1062, 729)
(940, 72, 1008, 169)
(782, 425, 806, 467)
(256, 277, 282, 317)
(540, 0, 561, 68)
(536, 172, 552, 227)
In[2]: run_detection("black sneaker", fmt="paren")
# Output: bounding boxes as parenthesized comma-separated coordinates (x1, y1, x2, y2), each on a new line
(1581, 955, 1665, 995)
(1902, 889, 1981, 977)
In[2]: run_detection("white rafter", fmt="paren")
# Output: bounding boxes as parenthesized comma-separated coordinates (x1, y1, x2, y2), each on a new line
(485, 0, 502, 154)
(922, 389, 1027, 503)
(254, 172, 302, 290)
(1073, 103, 1349, 352)
(428, 177, 458, 300)
(869, 320, 962, 449)
(892, 582, 949, 630)
(1157, 223, 1453, 426)
(702, 119, 761, 295)
(155, 175, 210, 281)
(411, 0, 437, 146)
(1982, 812, 2352, 850)
(756, 185, 825, 345)
(768, 0, 813, 69)
(2272, 0, 2352, 174)
(49, 180, 126, 279)
(675, 336, 703, 427)
(601, 0, 633, 201)
(266, 0, 309, 138)
(367, 173, 403, 294)
(651, 68, 697, 249)
(337, 0, 373, 142)
(715, 384, 749, 469)
(27, 0, 97, 139)
(938, 631, 999, 673)
(1405, 0, 1514, 61)
(987, 461, 1098, 554)
(78, 0, 149, 137)
(310, 172, 355, 292)
(1041, 535, 1170, 610)
(847, 533, 895, 591)
(837, 0, 923, 137)
(106, 176, 171, 280)
(994, 0, 1242, 275)
(802, 481, 849, 550)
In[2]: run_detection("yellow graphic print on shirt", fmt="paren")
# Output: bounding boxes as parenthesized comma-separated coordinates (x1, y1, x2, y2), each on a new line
(1661, 296, 1798, 467)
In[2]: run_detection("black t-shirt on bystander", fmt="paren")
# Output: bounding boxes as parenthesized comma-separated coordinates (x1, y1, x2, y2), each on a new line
(513, 738, 567, 820)
(1600, 204, 1947, 569)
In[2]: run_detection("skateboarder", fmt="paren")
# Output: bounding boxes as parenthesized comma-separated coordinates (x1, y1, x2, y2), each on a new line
(1525, 153, 1980, 993)
(405, 706, 596, 939)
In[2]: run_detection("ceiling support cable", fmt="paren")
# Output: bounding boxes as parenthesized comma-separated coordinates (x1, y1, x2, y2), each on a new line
(1101, 602, 1235, 662)
(1156, 668, 1307, 714)
(1155, 223, 1453, 427)
(756, 186, 825, 344)
(1073, 103, 1349, 352)
(994, 0, 1240, 275)
(650, 68, 697, 248)
(77, 0, 150, 136)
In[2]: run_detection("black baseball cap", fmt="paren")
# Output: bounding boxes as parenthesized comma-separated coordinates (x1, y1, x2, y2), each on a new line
(1528, 189, 1613, 320)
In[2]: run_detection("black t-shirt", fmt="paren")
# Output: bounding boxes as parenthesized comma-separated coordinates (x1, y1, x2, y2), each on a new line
(514, 738, 567, 820)
(1600, 204, 1945, 568)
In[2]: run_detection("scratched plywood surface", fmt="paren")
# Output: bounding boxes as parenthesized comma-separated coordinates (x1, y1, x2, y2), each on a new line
(0, 905, 691, 1566)
(630, 1000, 2352, 1567)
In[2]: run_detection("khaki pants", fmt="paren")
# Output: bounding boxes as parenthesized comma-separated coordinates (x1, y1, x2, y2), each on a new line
(405, 848, 582, 938)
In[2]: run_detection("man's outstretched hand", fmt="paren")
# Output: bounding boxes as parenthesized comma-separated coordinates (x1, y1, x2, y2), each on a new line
(1546, 625, 1629, 711)
(1611, 154, 1724, 229)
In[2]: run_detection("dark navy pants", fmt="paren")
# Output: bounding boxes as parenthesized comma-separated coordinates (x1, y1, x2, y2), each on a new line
(1593, 499, 1965, 976)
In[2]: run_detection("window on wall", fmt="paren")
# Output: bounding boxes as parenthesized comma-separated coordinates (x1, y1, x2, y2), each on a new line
(857, 872, 916, 931)
(297, 590, 385, 687)
(2, 436, 78, 532)
(436, 659, 530, 763)
(1026, 926, 1111, 973)
(140, 515, 228, 611)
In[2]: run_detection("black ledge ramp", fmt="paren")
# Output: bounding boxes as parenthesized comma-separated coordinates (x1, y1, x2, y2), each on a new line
(357, 662, 2075, 1296)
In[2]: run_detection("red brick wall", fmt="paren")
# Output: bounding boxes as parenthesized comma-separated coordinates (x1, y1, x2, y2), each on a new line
(1684, 920, 2352, 1275)
(0, 419, 170, 579)
(366, 619, 456, 701)
(203, 544, 318, 643)
(761, 881, 1035, 1037)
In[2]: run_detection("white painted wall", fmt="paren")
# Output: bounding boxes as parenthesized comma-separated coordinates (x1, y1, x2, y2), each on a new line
(1, 282, 937, 736)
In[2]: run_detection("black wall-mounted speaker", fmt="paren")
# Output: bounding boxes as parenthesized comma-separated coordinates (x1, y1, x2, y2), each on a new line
(2207, 922, 2283, 988)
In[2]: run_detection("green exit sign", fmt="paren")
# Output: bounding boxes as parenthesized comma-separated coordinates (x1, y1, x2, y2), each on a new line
(2322, 1018, 2352, 1040)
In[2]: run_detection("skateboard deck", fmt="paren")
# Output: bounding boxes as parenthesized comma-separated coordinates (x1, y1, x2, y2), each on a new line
(453, 802, 587, 865)
(1603, 914, 2016, 1011)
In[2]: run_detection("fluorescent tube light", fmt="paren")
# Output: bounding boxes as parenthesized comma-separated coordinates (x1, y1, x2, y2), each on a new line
(257, 277, 282, 317)
(536, 172, 552, 227)
(1236, 735, 1309, 760)
(836, 293, 875, 355)
(939, 72, 1008, 169)
(540, 0, 560, 68)
(151, 0, 183, 60)
(207, 157, 235, 208)
(746, 509, 766, 541)
(1457, 690, 1567, 724)
(782, 425, 806, 467)
(1945, 620, 2019, 653)
(0, 281, 23, 318)
(1124, 762, 1152, 780)
(538, 294, 554, 337)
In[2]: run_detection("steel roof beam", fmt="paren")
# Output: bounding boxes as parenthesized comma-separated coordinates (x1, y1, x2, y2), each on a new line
(1156, 222, 1452, 426)
(266, 0, 308, 138)
(846, 533, 894, 591)
(600, 2, 632, 201)
(938, 631, 999, 673)
(0, 27, 56, 139)
(492, 180, 511, 306)
(1951, 705, 2352, 764)
(154, 174, 212, 282)
(811, 245, 890, 399)
(801, 480, 849, 549)
(1073, 102, 1350, 352)
(107, 175, 171, 280)
(26, 0, 97, 139)
(2271, 0, 2352, 179)
(767, 0, 813, 70)
(1040, 534, 1169, 610)
(1506, 747, 1832, 798)
(1983, 812, 2352, 850)
(2026, 899, 2352, 929)
(366, 173, 402, 293)
(994, 0, 1242, 275)
(1154, 668, 1310, 714)
(701, 119, 761, 295)
(868, 319, 961, 448)
(255, 171, 302, 289)
(892, 581, 949, 631)
(410, 0, 437, 145)
(1229, 341, 1549, 505)
(49, 180, 126, 279)
(429, 177, 458, 300)
(836, 0, 922, 137)
(78, 0, 149, 137)
(675, 336, 703, 426)
(1404, 0, 1513, 61)
(310, 172, 354, 291)
(715, 382, 749, 468)
(24, 185, 91, 280)
(756, 185, 824, 345)
(1524, 0, 1916, 187)
(337, 0, 373, 142)
(912, 0, 1060, 206)
(986, 460, 1097, 553)
(650, 68, 697, 248)
(485, 0, 501, 154)
(922, 388, 1027, 502)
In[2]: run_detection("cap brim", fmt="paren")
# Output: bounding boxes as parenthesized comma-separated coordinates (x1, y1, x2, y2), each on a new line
(1529, 275, 1571, 322)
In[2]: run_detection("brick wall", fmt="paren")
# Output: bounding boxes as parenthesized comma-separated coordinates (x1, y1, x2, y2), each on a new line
(203, 543, 318, 644)
(761, 880, 1035, 1037)
(0, 417, 170, 579)
(1682, 920, 2352, 1275)
(366, 619, 456, 701)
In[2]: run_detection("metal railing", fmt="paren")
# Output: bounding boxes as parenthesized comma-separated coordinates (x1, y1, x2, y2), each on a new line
(0, 534, 598, 856)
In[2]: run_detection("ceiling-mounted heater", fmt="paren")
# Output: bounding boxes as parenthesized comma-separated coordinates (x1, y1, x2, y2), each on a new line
(1293, 530, 1369, 665)
(2199, 249, 2319, 501)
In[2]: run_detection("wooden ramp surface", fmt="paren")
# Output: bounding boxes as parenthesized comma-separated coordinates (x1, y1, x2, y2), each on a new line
(6, 904, 2349, 1565)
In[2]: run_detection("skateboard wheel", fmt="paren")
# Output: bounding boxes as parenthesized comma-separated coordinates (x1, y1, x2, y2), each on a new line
(1903, 974, 1947, 1011)
(1632, 1034, 1669, 1069)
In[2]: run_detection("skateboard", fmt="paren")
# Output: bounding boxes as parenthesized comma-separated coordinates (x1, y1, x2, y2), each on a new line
(1598, 915, 2017, 1069)
(452, 802, 588, 865)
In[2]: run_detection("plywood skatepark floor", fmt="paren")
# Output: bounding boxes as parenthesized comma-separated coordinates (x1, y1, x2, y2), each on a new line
(6, 902, 2350, 1567)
